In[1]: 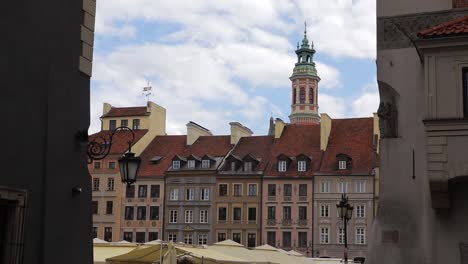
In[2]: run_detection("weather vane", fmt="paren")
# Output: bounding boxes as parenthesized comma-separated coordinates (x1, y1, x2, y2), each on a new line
(142, 80, 152, 103)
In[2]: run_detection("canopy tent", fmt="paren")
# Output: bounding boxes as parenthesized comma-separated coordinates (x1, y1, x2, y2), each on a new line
(287, 250, 303, 256)
(145, 239, 162, 245)
(93, 244, 138, 264)
(112, 240, 132, 244)
(93, 238, 109, 244)
(252, 245, 310, 264)
(107, 244, 165, 263)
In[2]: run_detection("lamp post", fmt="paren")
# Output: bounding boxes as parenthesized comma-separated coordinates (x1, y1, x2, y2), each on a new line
(86, 126, 141, 184)
(336, 193, 353, 264)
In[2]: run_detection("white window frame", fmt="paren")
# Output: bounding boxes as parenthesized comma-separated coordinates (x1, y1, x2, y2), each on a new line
(168, 233, 177, 242)
(298, 160, 307, 172)
(186, 188, 195, 201)
(201, 188, 210, 200)
(233, 207, 242, 221)
(169, 210, 178, 223)
(201, 160, 210, 169)
(170, 189, 179, 200)
(338, 228, 345, 244)
(339, 160, 347, 170)
(278, 161, 287, 172)
(187, 160, 195, 169)
(338, 182, 348, 193)
(107, 177, 114, 191)
(320, 204, 330, 218)
(185, 210, 193, 223)
(356, 205, 366, 218)
(230, 161, 236, 171)
(320, 227, 330, 244)
(320, 181, 330, 193)
(233, 183, 242, 197)
(200, 210, 208, 223)
(356, 180, 366, 193)
(248, 184, 257, 196)
(219, 183, 228, 196)
(244, 162, 252, 172)
(198, 234, 208, 245)
(356, 227, 366, 244)
(184, 233, 193, 244)
(172, 160, 180, 169)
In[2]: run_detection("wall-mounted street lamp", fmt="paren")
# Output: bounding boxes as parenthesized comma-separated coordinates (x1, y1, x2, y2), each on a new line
(336, 193, 354, 264)
(86, 126, 141, 184)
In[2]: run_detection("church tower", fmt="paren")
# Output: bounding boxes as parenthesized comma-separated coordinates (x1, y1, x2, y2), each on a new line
(289, 23, 320, 124)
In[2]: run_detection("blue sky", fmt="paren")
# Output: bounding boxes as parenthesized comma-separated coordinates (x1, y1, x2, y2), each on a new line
(90, 0, 378, 135)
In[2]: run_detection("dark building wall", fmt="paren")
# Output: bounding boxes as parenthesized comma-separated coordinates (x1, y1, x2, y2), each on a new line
(1, 1, 92, 263)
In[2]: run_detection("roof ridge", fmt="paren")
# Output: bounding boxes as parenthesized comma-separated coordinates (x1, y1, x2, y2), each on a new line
(418, 15, 468, 38)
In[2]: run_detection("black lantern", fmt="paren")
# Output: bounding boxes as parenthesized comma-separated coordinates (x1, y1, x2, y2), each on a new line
(86, 126, 141, 185)
(336, 193, 353, 264)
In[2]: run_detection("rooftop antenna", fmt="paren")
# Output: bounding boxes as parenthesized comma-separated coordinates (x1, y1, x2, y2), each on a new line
(142, 80, 152, 103)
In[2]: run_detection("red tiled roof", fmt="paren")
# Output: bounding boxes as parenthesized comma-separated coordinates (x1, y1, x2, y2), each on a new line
(102, 106, 148, 118)
(318, 118, 376, 175)
(138, 135, 187, 177)
(265, 124, 322, 177)
(89, 129, 148, 155)
(418, 16, 468, 39)
(182, 136, 232, 157)
(230, 136, 275, 171)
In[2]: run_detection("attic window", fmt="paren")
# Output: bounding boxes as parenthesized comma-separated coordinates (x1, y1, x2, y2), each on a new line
(298, 160, 307, 172)
(187, 160, 195, 169)
(172, 160, 180, 169)
(150, 156, 163, 164)
(230, 161, 236, 171)
(244, 162, 252, 172)
(336, 153, 352, 170)
(278, 161, 287, 172)
(202, 160, 210, 169)
(339, 160, 347, 170)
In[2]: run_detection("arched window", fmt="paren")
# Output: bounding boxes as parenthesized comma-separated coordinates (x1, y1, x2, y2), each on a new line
(309, 88, 314, 104)
(298, 56, 302, 63)
(293, 88, 297, 104)
(306, 55, 311, 63)
(299, 88, 305, 104)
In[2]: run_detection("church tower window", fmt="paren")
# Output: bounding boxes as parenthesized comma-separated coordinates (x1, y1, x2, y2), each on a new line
(299, 88, 306, 104)
(309, 88, 314, 104)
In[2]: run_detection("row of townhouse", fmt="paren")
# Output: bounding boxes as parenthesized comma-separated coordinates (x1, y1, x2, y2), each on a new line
(89, 102, 379, 260)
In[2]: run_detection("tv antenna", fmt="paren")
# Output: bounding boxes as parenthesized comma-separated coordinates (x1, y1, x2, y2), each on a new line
(142, 80, 153, 103)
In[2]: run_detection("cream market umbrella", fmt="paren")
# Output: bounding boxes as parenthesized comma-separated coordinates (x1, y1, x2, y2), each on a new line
(208, 240, 270, 264)
(145, 239, 162, 245)
(288, 250, 303, 256)
(163, 242, 177, 264)
(93, 238, 108, 244)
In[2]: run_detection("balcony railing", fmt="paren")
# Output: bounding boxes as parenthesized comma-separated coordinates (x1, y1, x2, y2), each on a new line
(299, 196, 307, 202)
(266, 219, 276, 226)
(298, 219, 308, 226)
(283, 196, 292, 202)
(282, 219, 292, 226)
(267, 196, 276, 201)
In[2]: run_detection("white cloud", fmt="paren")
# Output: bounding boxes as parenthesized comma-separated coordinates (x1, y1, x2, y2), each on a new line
(319, 94, 346, 118)
(351, 79, 379, 117)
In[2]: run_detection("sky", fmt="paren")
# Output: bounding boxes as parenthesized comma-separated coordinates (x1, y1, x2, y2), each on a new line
(90, 0, 379, 135)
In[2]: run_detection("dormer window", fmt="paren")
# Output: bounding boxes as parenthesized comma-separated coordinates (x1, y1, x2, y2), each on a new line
(172, 160, 180, 169)
(278, 161, 287, 172)
(201, 160, 210, 169)
(187, 160, 195, 169)
(336, 153, 352, 170)
(298, 160, 307, 172)
(244, 162, 252, 172)
(339, 160, 347, 170)
(230, 161, 236, 171)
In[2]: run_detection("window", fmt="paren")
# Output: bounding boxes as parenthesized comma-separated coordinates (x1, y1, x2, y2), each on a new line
(230, 161, 236, 171)
(339, 160, 347, 170)
(356, 227, 366, 244)
(293, 88, 297, 104)
(109, 120, 116, 130)
(106, 201, 113, 214)
(198, 234, 208, 245)
(298, 160, 307, 171)
(200, 210, 208, 223)
(217, 233, 226, 242)
(233, 207, 241, 221)
(338, 228, 345, 244)
(168, 234, 177, 242)
(92, 201, 98, 215)
(299, 184, 307, 196)
(104, 227, 112, 242)
(267, 184, 276, 196)
(464, 67, 468, 117)
(356, 205, 366, 218)
(172, 160, 180, 169)
(185, 210, 193, 223)
(320, 181, 330, 193)
(248, 233, 256, 248)
(298, 232, 307, 248)
(309, 87, 314, 104)
(299, 206, 307, 220)
(108, 161, 116, 169)
(218, 207, 227, 221)
(244, 162, 252, 172)
(282, 232, 291, 248)
(187, 160, 195, 169)
(169, 210, 178, 223)
(94, 162, 101, 169)
(202, 159, 210, 168)
(92, 178, 100, 191)
(170, 188, 179, 200)
(138, 185, 147, 198)
(121, 119, 128, 127)
(150, 206, 160, 220)
(283, 184, 292, 197)
(149, 232, 158, 241)
(125, 206, 134, 220)
(338, 182, 348, 193)
(200, 188, 210, 200)
(232, 233, 241, 243)
(248, 184, 257, 196)
(92, 227, 98, 238)
(107, 178, 114, 191)
(267, 232, 276, 247)
(124, 232, 133, 242)
(150, 185, 160, 198)
(278, 161, 287, 172)
(186, 188, 195, 200)
(299, 87, 305, 104)
(218, 184, 228, 196)
(320, 227, 330, 244)
(320, 204, 329, 218)
(283, 206, 291, 220)
(233, 184, 242, 196)
(248, 207, 256, 222)
(137, 206, 146, 220)
(136, 232, 145, 243)
(356, 181, 366, 193)
(132, 119, 140, 129)
(126, 185, 135, 198)
(267, 206, 276, 220)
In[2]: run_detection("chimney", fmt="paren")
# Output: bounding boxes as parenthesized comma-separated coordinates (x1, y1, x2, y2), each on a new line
(146, 101, 153, 113)
(320, 113, 332, 151)
(274, 118, 286, 139)
(230, 122, 253, 145)
(186, 121, 212, 145)
(103, 103, 112, 116)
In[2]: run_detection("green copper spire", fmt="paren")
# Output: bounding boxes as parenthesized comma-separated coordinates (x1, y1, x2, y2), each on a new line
(301, 20, 309, 47)
(290, 21, 319, 80)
